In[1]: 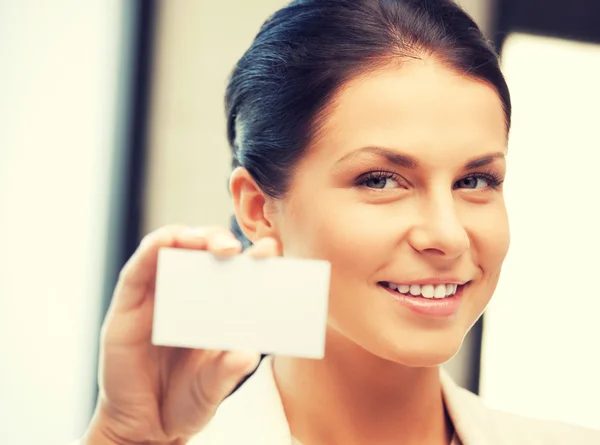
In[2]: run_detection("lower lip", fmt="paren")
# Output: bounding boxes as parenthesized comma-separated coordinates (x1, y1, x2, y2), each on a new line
(379, 283, 466, 318)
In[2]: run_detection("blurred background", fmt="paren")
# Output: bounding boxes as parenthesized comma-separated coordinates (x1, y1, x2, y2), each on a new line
(1, 0, 599, 443)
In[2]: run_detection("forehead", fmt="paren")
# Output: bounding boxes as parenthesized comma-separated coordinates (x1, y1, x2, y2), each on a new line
(311, 59, 507, 163)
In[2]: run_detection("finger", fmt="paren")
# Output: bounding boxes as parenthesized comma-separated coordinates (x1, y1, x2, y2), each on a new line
(242, 236, 281, 259)
(206, 232, 243, 258)
(112, 225, 233, 312)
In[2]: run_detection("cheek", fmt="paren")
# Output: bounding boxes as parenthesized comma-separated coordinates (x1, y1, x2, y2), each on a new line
(279, 193, 400, 279)
(463, 200, 510, 317)
(470, 201, 510, 270)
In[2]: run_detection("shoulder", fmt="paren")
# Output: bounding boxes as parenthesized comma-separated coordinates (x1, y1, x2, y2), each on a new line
(488, 404, 600, 444)
(447, 382, 600, 445)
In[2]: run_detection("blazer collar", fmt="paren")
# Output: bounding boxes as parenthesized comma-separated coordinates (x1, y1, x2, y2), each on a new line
(440, 368, 508, 445)
(196, 357, 506, 445)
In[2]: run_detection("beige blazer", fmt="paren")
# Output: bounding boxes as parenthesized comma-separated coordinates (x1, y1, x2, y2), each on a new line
(189, 356, 600, 445)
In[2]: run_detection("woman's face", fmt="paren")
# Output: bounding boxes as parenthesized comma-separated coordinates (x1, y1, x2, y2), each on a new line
(275, 59, 509, 366)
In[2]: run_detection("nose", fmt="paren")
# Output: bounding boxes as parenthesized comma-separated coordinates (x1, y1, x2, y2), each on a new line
(407, 194, 470, 259)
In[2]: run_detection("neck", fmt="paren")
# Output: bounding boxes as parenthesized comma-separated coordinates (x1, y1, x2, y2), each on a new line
(272, 328, 452, 445)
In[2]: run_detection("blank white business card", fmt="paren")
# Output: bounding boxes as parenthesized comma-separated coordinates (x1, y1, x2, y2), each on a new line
(152, 247, 331, 359)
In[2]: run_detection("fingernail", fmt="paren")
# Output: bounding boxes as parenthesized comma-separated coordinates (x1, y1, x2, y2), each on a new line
(257, 237, 278, 247)
(181, 227, 207, 238)
(211, 234, 241, 249)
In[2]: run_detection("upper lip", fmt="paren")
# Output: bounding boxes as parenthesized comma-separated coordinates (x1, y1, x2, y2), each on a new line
(381, 278, 470, 286)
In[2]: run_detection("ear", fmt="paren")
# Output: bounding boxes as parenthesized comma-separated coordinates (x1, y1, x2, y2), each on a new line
(229, 167, 279, 243)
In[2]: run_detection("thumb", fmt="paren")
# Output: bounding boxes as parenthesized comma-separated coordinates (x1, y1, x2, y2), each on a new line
(162, 351, 261, 438)
(201, 351, 263, 406)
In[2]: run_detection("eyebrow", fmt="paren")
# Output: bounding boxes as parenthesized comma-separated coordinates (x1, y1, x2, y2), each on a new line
(333, 146, 506, 170)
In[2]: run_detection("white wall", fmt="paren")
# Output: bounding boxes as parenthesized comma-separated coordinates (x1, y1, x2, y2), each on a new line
(480, 33, 600, 430)
(0, 1, 129, 443)
(144, 0, 292, 233)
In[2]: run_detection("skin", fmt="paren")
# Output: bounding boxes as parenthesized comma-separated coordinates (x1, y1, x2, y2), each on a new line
(231, 58, 509, 445)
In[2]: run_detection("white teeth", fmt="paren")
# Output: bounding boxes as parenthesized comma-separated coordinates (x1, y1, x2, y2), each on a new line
(421, 284, 434, 298)
(409, 284, 421, 296)
(384, 281, 462, 298)
(397, 284, 410, 293)
(434, 284, 447, 299)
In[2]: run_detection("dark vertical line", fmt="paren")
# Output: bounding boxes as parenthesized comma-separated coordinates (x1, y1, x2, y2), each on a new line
(91, 0, 158, 413)
(105, 0, 157, 310)
(469, 317, 484, 395)
(490, 0, 511, 54)
(99, 0, 157, 329)
(118, 0, 157, 270)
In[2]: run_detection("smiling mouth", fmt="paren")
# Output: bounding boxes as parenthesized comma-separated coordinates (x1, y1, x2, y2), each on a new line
(377, 281, 469, 299)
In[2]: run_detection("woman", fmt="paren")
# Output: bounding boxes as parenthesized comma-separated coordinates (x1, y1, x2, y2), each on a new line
(78, 1, 600, 444)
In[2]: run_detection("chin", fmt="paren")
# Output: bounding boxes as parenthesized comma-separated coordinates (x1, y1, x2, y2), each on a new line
(387, 347, 460, 368)
(368, 330, 466, 368)
(328, 319, 468, 368)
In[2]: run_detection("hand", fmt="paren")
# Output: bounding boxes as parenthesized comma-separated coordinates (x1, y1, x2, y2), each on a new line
(82, 225, 280, 445)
